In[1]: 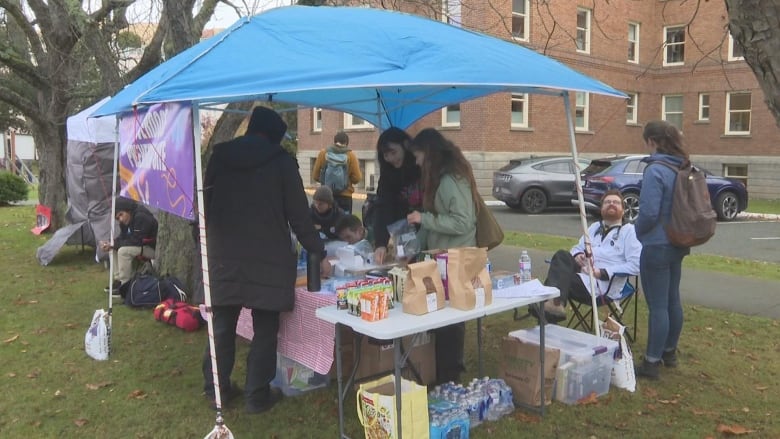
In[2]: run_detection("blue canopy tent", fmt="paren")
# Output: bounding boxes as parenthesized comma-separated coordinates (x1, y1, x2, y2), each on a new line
(92, 6, 626, 436)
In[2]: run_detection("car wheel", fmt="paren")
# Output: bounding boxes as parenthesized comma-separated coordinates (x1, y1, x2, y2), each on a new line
(622, 192, 640, 223)
(521, 188, 548, 214)
(716, 191, 739, 221)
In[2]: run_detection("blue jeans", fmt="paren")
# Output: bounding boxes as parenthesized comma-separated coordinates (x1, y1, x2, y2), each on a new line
(640, 244, 688, 362)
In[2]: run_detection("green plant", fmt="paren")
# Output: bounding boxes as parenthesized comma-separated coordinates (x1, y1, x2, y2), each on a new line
(0, 171, 28, 204)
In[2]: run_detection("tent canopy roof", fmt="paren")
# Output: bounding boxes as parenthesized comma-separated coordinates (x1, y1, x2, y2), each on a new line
(93, 6, 625, 129)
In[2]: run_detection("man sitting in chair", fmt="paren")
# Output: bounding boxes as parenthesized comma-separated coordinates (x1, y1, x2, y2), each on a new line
(539, 189, 642, 322)
(101, 197, 158, 292)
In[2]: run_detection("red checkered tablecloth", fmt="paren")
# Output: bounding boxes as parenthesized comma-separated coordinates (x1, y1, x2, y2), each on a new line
(236, 288, 336, 375)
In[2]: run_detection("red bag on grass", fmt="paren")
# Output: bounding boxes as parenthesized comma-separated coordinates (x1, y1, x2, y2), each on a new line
(153, 299, 205, 332)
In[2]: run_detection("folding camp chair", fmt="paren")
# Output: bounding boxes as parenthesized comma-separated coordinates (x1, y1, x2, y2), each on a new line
(565, 273, 639, 343)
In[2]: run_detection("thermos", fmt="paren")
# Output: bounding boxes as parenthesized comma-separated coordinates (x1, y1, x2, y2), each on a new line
(307, 250, 321, 292)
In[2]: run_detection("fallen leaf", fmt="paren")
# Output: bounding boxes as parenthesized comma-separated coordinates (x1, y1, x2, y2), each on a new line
(128, 389, 147, 399)
(716, 423, 754, 435)
(513, 412, 541, 423)
(27, 370, 40, 379)
(28, 300, 38, 304)
(755, 386, 768, 391)
(643, 387, 659, 398)
(658, 399, 678, 405)
(74, 418, 88, 427)
(86, 381, 113, 390)
(577, 392, 599, 405)
(3, 334, 19, 344)
(64, 323, 77, 329)
(745, 353, 758, 361)
(731, 330, 743, 337)
(742, 407, 750, 413)
(54, 390, 64, 398)
(7, 372, 17, 378)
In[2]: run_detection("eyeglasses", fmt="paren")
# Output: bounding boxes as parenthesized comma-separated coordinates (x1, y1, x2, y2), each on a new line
(602, 199, 623, 206)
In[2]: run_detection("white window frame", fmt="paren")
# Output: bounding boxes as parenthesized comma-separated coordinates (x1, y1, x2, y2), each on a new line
(626, 92, 638, 124)
(728, 33, 745, 61)
(628, 22, 639, 63)
(662, 95, 684, 130)
(698, 94, 710, 122)
(725, 91, 751, 135)
(510, 93, 529, 128)
(312, 107, 322, 132)
(575, 92, 589, 131)
(441, 104, 461, 127)
(511, 0, 530, 41)
(343, 113, 371, 130)
(663, 25, 685, 66)
(576, 8, 591, 54)
(442, 0, 461, 26)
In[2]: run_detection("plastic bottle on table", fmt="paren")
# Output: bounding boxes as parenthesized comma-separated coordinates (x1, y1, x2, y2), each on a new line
(307, 251, 321, 292)
(519, 250, 532, 283)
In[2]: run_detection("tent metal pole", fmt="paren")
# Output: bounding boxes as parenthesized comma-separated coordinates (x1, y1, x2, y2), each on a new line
(562, 92, 600, 337)
(107, 116, 121, 354)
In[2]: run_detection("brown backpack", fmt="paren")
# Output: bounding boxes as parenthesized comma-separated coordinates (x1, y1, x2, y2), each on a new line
(655, 161, 717, 247)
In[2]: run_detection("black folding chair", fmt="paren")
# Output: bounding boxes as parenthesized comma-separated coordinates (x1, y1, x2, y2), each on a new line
(565, 274, 639, 343)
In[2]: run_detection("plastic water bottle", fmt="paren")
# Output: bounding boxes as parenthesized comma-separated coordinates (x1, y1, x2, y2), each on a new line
(519, 250, 532, 283)
(486, 257, 492, 273)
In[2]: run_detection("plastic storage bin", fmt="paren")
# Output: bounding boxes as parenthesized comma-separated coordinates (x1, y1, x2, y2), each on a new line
(508, 325, 618, 405)
(271, 354, 330, 396)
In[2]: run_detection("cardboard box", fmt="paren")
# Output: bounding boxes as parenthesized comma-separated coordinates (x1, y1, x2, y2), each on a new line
(498, 336, 560, 407)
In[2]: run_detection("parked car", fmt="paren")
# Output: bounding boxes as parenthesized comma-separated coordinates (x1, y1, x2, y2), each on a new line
(493, 156, 591, 214)
(574, 155, 748, 222)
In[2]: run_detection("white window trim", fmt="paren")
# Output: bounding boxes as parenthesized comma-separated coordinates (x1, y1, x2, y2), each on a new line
(442, 0, 462, 26)
(662, 94, 684, 129)
(343, 113, 371, 130)
(663, 25, 685, 66)
(312, 107, 322, 132)
(698, 94, 710, 122)
(725, 92, 751, 135)
(575, 92, 589, 131)
(576, 8, 591, 54)
(626, 92, 638, 124)
(628, 22, 639, 64)
(512, 0, 530, 42)
(441, 104, 461, 127)
(728, 34, 745, 61)
(511, 93, 529, 128)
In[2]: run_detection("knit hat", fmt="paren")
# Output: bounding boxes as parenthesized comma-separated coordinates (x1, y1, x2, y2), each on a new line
(246, 106, 287, 144)
(313, 186, 335, 205)
(115, 197, 136, 213)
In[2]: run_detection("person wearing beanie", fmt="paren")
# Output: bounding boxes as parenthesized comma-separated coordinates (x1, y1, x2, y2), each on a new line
(310, 186, 346, 240)
(202, 106, 330, 414)
(100, 197, 158, 292)
(311, 131, 362, 214)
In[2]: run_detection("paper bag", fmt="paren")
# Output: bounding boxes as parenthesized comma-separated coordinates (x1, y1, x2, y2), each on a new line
(356, 375, 430, 439)
(447, 247, 493, 310)
(85, 309, 109, 361)
(402, 260, 445, 315)
(499, 336, 560, 407)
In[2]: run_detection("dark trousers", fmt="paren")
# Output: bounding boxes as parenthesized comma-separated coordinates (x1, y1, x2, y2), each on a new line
(432, 322, 466, 384)
(202, 305, 280, 405)
(334, 194, 353, 214)
(544, 250, 591, 305)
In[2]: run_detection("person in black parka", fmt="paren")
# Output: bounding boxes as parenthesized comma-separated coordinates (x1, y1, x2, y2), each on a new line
(201, 106, 330, 414)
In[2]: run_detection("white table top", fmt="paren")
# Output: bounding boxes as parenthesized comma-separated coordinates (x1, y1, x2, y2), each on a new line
(315, 290, 559, 340)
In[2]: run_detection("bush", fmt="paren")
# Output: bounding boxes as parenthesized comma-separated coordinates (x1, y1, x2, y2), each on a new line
(0, 171, 29, 204)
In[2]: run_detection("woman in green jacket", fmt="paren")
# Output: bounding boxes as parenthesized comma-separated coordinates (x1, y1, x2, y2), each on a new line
(407, 127, 479, 384)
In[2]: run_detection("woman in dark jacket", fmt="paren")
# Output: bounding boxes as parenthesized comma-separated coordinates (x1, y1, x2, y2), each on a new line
(372, 127, 422, 264)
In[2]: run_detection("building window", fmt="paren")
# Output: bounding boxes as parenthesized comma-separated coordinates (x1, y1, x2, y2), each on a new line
(344, 113, 371, 130)
(664, 25, 685, 66)
(698, 94, 710, 122)
(511, 93, 528, 128)
(725, 92, 751, 135)
(723, 164, 748, 187)
(662, 95, 683, 130)
(575, 92, 589, 131)
(312, 107, 322, 132)
(512, 0, 529, 41)
(728, 33, 744, 61)
(628, 22, 639, 63)
(576, 8, 591, 53)
(442, 104, 461, 127)
(442, 0, 461, 26)
(626, 92, 638, 124)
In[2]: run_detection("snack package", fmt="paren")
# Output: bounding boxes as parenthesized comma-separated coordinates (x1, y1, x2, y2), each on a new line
(387, 218, 420, 261)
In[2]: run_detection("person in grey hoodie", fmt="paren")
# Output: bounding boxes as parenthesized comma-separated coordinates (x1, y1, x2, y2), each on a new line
(634, 120, 690, 380)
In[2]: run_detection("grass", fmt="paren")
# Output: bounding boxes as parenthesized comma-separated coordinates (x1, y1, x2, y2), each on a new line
(1, 204, 779, 438)
(746, 199, 780, 215)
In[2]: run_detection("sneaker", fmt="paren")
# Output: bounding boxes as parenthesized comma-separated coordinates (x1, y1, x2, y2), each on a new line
(662, 349, 678, 368)
(246, 388, 284, 414)
(104, 280, 121, 294)
(635, 359, 661, 380)
(205, 382, 242, 411)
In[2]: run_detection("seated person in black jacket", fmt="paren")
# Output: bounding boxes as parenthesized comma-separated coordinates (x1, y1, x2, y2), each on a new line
(100, 197, 158, 291)
(310, 186, 345, 240)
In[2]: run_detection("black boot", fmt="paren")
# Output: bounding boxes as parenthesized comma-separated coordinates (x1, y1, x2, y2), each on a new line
(636, 359, 661, 380)
(661, 349, 678, 368)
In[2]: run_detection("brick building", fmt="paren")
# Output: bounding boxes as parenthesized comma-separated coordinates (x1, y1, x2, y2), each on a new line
(296, 1, 780, 199)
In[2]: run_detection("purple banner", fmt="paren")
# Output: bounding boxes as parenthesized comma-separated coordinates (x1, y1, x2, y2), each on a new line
(118, 103, 195, 220)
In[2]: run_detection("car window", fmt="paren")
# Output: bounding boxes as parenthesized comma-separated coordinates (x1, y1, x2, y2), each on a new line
(583, 160, 612, 175)
(538, 161, 571, 174)
(499, 161, 524, 172)
(624, 160, 647, 174)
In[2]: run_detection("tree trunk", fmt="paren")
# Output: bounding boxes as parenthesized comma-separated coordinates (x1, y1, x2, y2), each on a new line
(726, 0, 780, 127)
(34, 123, 68, 228)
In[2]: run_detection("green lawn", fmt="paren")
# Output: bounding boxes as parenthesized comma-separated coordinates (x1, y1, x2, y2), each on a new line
(1, 205, 778, 438)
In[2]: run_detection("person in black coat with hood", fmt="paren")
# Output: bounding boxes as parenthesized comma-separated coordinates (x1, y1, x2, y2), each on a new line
(371, 127, 422, 265)
(201, 106, 330, 414)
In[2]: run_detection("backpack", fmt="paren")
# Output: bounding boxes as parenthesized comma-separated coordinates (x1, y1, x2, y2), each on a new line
(159, 275, 188, 302)
(153, 298, 205, 332)
(122, 274, 165, 307)
(320, 149, 349, 193)
(655, 161, 717, 247)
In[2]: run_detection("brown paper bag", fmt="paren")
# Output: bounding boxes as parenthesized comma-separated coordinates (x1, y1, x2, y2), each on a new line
(499, 336, 560, 407)
(402, 260, 445, 315)
(447, 247, 493, 310)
